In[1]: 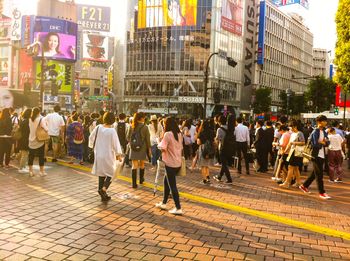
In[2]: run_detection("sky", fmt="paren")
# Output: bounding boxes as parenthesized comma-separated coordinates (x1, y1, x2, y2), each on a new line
(3, 0, 338, 56)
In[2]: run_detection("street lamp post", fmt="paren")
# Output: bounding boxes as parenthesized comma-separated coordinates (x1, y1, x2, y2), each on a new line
(203, 52, 237, 119)
(286, 87, 292, 118)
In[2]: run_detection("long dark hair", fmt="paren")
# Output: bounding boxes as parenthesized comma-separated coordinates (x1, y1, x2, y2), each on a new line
(198, 119, 214, 141)
(22, 108, 32, 120)
(164, 117, 180, 141)
(0, 108, 11, 121)
(227, 114, 236, 133)
(31, 107, 41, 121)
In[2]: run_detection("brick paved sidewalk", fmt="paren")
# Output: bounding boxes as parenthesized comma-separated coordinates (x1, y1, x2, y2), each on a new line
(0, 161, 349, 260)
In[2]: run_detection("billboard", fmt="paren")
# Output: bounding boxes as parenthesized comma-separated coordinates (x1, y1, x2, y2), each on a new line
(138, 0, 197, 28)
(0, 88, 38, 110)
(336, 85, 350, 108)
(221, 0, 243, 36)
(18, 49, 33, 90)
(77, 4, 111, 32)
(22, 16, 77, 61)
(0, 16, 11, 39)
(35, 61, 73, 93)
(272, 0, 309, 9)
(82, 33, 108, 62)
(257, 1, 266, 64)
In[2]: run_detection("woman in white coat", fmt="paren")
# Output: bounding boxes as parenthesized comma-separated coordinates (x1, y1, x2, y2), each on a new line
(89, 112, 122, 201)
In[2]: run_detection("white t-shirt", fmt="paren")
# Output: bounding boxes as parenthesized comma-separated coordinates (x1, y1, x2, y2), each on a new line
(189, 125, 197, 144)
(318, 130, 325, 159)
(328, 134, 343, 151)
(44, 112, 65, 136)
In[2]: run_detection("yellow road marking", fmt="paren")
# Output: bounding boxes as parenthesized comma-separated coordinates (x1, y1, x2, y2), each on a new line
(56, 160, 350, 241)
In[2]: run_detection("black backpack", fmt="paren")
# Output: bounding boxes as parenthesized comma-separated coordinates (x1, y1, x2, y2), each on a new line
(202, 139, 215, 159)
(130, 126, 144, 152)
(117, 122, 127, 147)
(220, 127, 236, 157)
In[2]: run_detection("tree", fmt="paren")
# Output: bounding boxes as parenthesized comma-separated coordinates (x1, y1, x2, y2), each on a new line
(252, 87, 272, 114)
(304, 76, 336, 112)
(279, 91, 306, 115)
(335, 0, 350, 92)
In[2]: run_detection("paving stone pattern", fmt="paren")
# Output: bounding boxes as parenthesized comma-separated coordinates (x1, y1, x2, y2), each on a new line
(0, 161, 349, 260)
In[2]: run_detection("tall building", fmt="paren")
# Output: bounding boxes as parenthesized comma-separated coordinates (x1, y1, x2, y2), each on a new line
(256, 0, 313, 112)
(312, 48, 330, 78)
(124, 0, 255, 117)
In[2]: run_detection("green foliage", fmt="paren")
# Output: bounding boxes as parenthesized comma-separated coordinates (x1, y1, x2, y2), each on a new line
(304, 75, 337, 112)
(335, 0, 350, 91)
(279, 91, 306, 115)
(253, 87, 272, 114)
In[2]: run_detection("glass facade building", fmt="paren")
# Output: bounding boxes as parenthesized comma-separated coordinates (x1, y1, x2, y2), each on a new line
(125, 0, 244, 117)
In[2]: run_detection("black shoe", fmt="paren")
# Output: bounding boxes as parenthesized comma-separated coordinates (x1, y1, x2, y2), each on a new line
(225, 180, 233, 184)
(132, 169, 138, 188)
(246, 171, 250, 175)
(52, 158, 58, 162)
(140, 169, 145, 184)
(98, 189, 111, 201)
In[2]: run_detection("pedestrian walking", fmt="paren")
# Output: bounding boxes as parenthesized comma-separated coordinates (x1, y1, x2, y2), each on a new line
(0, 108, 13, 168)
(156, 117, 183, 215)
(197, 119, 215, 184)
(89, 112, 123, 201)
(280, 120, 305, 188)
(127, 112, 151, 188)
(299, 115, 331, 199)
(66, 113, 84, 165)
(28, 107, 48, 177)
(254, 120, 268, 173)
(17, 108, 31, 173)
(213, 115, 233, 184)
(234, 117, 250, 175)
(148, 115, 162, 169)
(181, 119, 193, 160)
(327, 127, 344, 182)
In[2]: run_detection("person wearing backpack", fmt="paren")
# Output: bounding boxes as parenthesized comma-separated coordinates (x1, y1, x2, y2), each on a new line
(299, 115, 331, 199)
(66, 113, 84, 165)
(213, 115, 233, 184)
(17, 109, 31, 173)
(197, 119, 215, 184)
(127, 112, 151, 188)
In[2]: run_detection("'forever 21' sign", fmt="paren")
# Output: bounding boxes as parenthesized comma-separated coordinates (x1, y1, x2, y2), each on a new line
(77, 4, 111, 32)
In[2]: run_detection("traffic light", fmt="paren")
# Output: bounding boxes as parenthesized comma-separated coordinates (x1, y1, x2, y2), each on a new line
(226, 57, 237, 68)
(334, 107, 339, 115)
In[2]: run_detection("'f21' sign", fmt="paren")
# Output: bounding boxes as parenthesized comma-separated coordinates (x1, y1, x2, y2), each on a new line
(77, 4, 111, 32)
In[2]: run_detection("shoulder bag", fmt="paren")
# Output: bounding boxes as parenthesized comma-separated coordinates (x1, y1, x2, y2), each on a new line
(36, 118, 50, 142)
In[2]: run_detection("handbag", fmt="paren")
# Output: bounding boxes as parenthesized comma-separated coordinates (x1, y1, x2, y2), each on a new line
(302, 139, 314, 160)
(88, 126, 100, 163)
(177, 156, 187, 177)
(112, 160, 124, 181)
(36, 118, 49, 142)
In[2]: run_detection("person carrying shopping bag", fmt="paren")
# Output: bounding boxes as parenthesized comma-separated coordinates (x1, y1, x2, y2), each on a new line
(156, 117, 184, 215)
(89, 112, 123, 202)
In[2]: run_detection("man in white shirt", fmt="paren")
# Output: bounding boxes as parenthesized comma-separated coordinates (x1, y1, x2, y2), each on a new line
(44, 105, 65, 162)
(234, 117, 250, 175)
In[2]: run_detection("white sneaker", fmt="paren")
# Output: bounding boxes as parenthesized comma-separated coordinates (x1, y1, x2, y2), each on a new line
(168, 208, 183, 215)
(39, 172, 47, 177)
(155, 202, 167, 210)
(29, 171, 35, 177)
(18, 169, 29, 174)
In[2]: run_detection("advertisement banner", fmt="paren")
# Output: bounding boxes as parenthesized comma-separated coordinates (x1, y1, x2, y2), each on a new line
(82, 32, 108, 62)
(18, 49, 33, 90)
(0, 88, 39, 110)
(336, 85, 350, 108)
(257, 1, 266, 65)
(272, 0, 309, 9)
(32, 16, 77, 61)
(138, 0, 197, 28)
(21, 15, 35, 47)
(77, 4, 111, 32)
(0, 16, 11, 39)
(221, 0, 243, 36)
(35, 61, 73, 93)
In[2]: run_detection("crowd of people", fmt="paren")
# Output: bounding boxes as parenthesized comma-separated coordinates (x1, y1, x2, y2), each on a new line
(0, 105, 349, 214)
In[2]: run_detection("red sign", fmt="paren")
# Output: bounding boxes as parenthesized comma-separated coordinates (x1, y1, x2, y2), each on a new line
(18, 49, 33, 89)
(335, 85, 350, 107)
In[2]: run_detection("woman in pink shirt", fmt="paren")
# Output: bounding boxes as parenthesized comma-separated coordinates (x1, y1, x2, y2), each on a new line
(156, 117, 183, 215)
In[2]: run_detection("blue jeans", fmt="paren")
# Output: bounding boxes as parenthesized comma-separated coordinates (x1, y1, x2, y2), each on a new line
(151, 144, 161, 166)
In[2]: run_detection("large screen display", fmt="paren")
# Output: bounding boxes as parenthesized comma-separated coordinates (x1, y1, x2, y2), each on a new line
(138, 0, 197, 28)
(221, 0, 243, 36)
(82, 33, 109, 62)
(272, 0, 309, 9)
(35, 61, 73, 93)
(32, 16, 77, 61)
